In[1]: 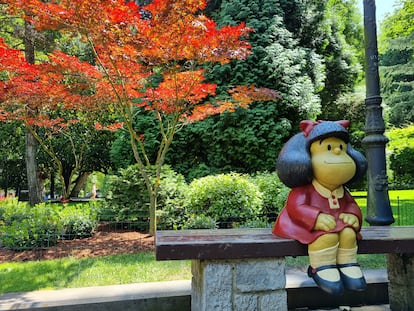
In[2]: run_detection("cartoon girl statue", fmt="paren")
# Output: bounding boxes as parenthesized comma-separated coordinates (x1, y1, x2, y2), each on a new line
(273, 120, 368, 296)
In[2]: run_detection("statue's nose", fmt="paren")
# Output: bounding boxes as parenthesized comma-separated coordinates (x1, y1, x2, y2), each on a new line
(334, 147, 341, 155)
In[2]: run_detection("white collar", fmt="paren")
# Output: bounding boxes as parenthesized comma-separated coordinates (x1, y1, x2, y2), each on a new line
(312, 180, 344, 209)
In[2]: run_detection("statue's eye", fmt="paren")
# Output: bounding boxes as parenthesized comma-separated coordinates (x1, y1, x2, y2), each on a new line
(327, 144, 332, 151)
(340, 144, 343, 150)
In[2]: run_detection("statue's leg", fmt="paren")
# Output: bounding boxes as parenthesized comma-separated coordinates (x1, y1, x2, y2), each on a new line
(337, 227, 367, 291)
(307, 233, 343, 296)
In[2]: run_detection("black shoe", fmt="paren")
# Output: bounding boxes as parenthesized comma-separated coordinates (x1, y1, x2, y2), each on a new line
(338, 263, 367, 291)
(307, 265, 344, 296)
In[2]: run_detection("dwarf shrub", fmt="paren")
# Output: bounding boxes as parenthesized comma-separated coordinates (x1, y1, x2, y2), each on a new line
(60, 203, 99, 239)
(249, 172, 289, 221)
(182, 214, 218, 229)
(0, 199, 100, 249)
(186, 173, 263, 228)
(0, 199, 61, 250)
(101, 164, 187, 230)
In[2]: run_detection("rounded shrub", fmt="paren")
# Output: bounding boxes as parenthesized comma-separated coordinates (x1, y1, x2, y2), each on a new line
(182, 214, 217, 229)
(249, 172, 289, 222)
(186, 173, 263, 228)
(60, 203, 99, 239)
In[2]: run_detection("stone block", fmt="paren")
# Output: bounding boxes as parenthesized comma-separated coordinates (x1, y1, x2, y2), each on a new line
(234, 293, 258, 311)
(259, 291, 288, 311)
(191, 260, 233, 311)
(235, 258, 285, 292)
(192, 258, 287, 311)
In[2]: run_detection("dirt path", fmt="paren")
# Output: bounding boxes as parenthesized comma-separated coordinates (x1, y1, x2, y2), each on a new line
(0, 223, 154, 262)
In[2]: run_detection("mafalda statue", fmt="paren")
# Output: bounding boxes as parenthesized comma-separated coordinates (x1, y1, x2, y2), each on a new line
(273, 120, 367, 296)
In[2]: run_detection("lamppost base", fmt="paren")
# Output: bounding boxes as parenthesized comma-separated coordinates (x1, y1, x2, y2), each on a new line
(365, 215, 395, 226)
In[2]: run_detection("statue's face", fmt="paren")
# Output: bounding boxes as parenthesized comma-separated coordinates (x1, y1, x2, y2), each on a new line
(310, 137, 356, 190)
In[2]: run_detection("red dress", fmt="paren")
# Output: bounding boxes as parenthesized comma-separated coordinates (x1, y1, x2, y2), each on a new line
(272, 182, 362, 244)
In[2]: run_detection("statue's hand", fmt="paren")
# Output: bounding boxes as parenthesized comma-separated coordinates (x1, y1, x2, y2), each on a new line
(314, 213, 336, 231)
(339, 213, 360, 230)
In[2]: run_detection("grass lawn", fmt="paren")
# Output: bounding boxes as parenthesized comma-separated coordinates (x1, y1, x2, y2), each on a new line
(352, 189, 414, 226)
(0, 252, 191, 294)
(0, 251, 386, 295)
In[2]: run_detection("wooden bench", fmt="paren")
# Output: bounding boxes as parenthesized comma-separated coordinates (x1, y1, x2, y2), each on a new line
(156, 226, 414, 311)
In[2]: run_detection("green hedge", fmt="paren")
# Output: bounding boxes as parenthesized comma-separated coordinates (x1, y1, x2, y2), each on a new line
(0, 199, 100, 250)
(59, 202, 100, 239)
(100, 166, 289, 230)
(249, 172, 289, 221)
(101, 165, 188, 230)
(0, 200, 60, 250)
(0, 170, 289, 249)
(186, 173, 263, 228)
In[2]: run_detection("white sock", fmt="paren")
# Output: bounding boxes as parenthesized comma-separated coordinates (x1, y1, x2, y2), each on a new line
(337, 247, 363, 278)
(309, 243, 340, 282)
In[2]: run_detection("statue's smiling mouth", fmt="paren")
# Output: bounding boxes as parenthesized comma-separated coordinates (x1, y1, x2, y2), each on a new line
(324, 161, 352, 165)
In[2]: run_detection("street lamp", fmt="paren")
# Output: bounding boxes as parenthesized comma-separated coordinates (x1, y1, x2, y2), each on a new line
(362, 0, 394, 225)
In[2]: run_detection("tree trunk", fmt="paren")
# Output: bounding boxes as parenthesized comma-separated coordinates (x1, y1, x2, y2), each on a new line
(70, 172, 91, 198)
(24, 21, 35, 64)
(149, 190, 157, 236)
(25, 130, 42, 205)
(24, 20, 42, 205)
(50, 171, 55, 200)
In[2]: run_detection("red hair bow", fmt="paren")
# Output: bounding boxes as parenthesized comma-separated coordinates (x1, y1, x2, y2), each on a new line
(299, 120, 350, 137)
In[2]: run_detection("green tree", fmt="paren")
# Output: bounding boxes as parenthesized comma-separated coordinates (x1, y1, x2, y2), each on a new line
(379, 0, 414, 127)
(167, 104, 293, 179)
(164, 0, 325, 179)
(379, 0, 413, 46)
(207, 0, 323, 117)
(36, 112, 116, 199)
(0, 122, 27, 195)
(167, 0, 364, 178)
(387, 124, 414, 188)
(314, 0, 363, 119)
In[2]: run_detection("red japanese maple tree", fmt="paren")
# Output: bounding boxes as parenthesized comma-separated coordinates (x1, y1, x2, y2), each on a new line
(2, 0, 279, 235)
(0, 38, 111, 199)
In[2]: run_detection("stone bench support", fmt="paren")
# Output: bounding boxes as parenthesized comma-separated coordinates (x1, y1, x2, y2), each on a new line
(387, 253, 414, 310)
(156, 226, 414, 311)
(192, 258, 286, 311)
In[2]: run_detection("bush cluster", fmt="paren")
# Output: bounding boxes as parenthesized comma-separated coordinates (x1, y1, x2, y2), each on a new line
(0, 199, 99, 250)
(186, 173, 263, 228)
(60, 202, 100, 239)
(390, 147, 414, 189)
(248, 172, 290, 222)
(101, 166, 289, 230)
(101, 164, 188, 231)
(0, 168, 289, 250)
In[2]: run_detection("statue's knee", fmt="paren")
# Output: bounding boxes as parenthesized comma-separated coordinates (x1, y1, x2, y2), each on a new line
(339, 227, 357, 247)
(309, 233, 339, 251)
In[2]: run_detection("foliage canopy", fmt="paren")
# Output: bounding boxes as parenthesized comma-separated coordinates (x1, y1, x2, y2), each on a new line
(1, 0, 278, 234)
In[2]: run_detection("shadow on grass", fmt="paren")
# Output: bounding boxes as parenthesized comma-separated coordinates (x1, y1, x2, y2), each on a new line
(0, 258, 96, 293)
(0, 252, 191, 294)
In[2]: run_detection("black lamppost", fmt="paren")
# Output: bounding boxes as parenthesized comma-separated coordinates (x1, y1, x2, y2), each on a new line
(362, 0, 394, 225)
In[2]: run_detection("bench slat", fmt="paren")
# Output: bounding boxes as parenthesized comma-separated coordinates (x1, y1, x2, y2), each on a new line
(156, 226, 414, 260)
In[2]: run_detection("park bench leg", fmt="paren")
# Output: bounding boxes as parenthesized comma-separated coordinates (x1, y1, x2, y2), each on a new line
(387, 253, 414, 311)
(191, 258, 287, 311)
